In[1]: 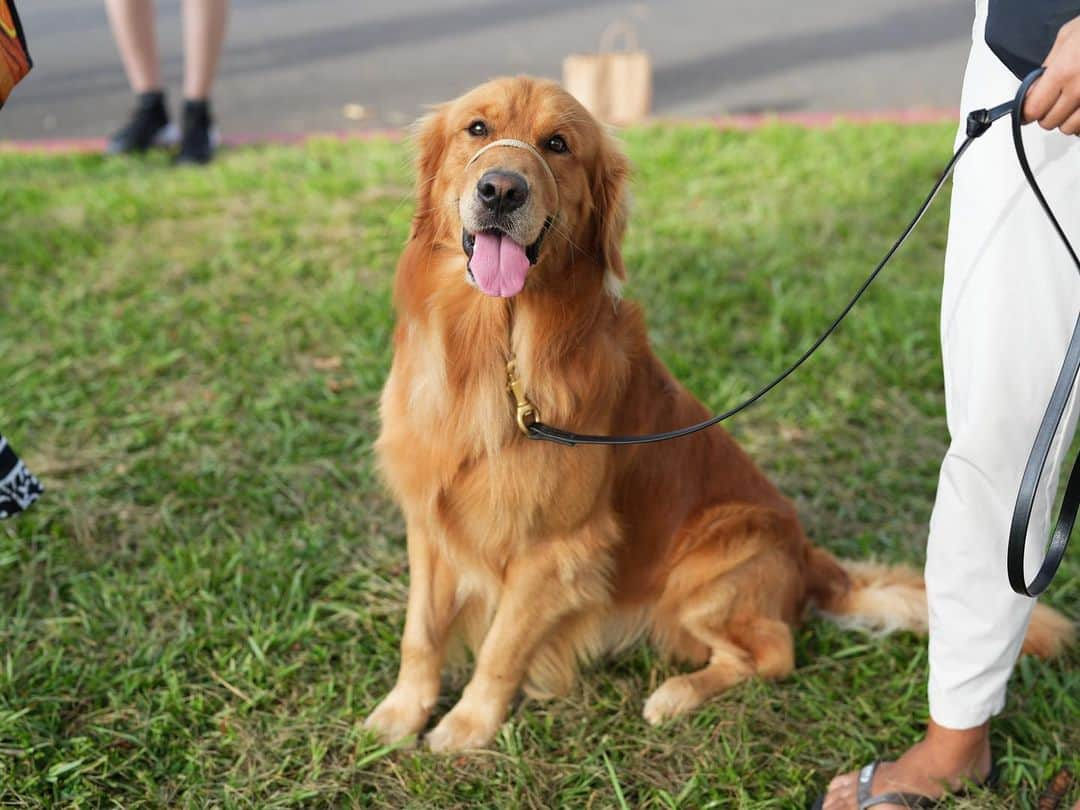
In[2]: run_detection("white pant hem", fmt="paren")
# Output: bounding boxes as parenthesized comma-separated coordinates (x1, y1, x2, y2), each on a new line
(928, 691, 1004, 731)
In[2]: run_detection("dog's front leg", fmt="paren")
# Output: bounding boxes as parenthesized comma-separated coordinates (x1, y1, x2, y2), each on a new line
(365, 519, 459, 743)
(425, 526, 611, 752)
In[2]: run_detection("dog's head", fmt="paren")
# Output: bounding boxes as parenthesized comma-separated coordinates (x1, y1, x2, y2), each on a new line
(410, 76, 629, 298)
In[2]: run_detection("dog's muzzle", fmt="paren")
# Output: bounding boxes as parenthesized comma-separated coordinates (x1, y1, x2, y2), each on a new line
(461, 139, 559, 297)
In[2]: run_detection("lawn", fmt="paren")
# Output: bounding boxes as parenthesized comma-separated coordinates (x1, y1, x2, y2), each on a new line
(0, 123, 1076, 809)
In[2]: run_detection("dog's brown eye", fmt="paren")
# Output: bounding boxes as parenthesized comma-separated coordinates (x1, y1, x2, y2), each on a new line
(545, 134, 569, 154)
(468, 120, 488, 137)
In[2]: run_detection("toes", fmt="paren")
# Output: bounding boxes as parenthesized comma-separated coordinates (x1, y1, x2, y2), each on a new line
(827, 771, 857, 792)
(820, 770, 859, 810)
(642, 675, 703, 725)
(820, 766, 913, 810)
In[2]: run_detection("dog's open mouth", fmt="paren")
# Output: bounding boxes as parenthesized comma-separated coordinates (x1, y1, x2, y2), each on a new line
(462, 219, 552, 298)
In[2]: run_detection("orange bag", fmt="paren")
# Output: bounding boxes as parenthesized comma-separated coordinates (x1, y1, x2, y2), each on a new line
(0, 0, 31, 109)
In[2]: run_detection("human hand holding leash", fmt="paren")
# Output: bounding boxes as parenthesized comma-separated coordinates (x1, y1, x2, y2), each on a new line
(1023, 15, 1080, 133)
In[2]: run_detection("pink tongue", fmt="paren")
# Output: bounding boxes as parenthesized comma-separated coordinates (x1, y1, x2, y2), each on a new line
(469, 232, 530, 297)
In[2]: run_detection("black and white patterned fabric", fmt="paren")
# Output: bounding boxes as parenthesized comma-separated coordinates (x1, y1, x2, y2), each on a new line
(0, 433, 42, 519)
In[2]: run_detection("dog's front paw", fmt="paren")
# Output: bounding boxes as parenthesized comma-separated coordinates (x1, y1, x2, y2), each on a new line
(642, 675, 703, 726)
(425, 703, 502, 752)
(364, 686, 434, 743)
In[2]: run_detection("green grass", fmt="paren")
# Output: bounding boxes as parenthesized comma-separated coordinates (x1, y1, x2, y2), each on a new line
(0, 124, 1076, 809)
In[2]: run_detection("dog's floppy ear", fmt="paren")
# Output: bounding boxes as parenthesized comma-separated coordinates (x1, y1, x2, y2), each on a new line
(410, 104, 449, 238)
(591, 132, 630, 281)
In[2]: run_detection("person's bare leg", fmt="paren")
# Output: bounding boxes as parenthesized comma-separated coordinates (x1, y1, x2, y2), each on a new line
(181, 0, 228, 100)
(104, 0, 161, 93)
(820, 721, 992, 809)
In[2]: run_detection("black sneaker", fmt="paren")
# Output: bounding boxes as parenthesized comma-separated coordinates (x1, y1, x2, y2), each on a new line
(106, 90, 177, 154)
(175, 99, 219, 165)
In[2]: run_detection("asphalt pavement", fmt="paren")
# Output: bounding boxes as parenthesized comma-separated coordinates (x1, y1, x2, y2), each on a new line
(1, 0, 974, 141)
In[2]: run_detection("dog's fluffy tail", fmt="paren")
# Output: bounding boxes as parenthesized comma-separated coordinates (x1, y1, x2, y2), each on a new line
(806, 547, 1074, 659)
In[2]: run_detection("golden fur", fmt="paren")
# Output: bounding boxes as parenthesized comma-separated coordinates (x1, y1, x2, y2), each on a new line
(365, 77, 1074, 752)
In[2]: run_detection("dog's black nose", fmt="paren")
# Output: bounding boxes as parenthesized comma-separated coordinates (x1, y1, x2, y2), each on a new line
(477, 170, 529, 215)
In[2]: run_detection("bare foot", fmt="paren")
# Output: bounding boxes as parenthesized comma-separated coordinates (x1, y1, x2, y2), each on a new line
(820, 720, 993, 809)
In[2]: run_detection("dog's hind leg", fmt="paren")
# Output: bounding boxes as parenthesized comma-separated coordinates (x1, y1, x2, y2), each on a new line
(642, 542, 798, 725)
(643, 605, 795, 724)
(643, 577, 750, 725)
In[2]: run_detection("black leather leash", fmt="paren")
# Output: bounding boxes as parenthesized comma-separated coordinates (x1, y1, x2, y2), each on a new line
(1006, 69, 1080, 597)
(526, 68, 1080, 597)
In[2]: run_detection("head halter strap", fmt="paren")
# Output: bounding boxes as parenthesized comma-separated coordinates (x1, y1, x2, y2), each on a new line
(465, 138, 559, 204)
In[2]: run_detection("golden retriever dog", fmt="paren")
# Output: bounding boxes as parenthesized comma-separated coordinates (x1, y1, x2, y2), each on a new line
(365, 76, 1073, 752)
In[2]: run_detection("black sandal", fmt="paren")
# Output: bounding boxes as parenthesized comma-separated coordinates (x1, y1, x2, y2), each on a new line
(810, 760, 999, 809)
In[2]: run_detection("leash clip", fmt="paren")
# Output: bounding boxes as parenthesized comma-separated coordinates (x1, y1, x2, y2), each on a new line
(966, 85, 1035, 140)
(966, 108, 993, 139)
(506, 357, 540, 435)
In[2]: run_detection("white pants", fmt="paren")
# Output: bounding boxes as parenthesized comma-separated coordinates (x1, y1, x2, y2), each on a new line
(926, 0, 1080, 729)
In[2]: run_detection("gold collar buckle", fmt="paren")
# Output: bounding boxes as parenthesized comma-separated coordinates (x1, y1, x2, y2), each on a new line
(506, 357, 539, 435)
